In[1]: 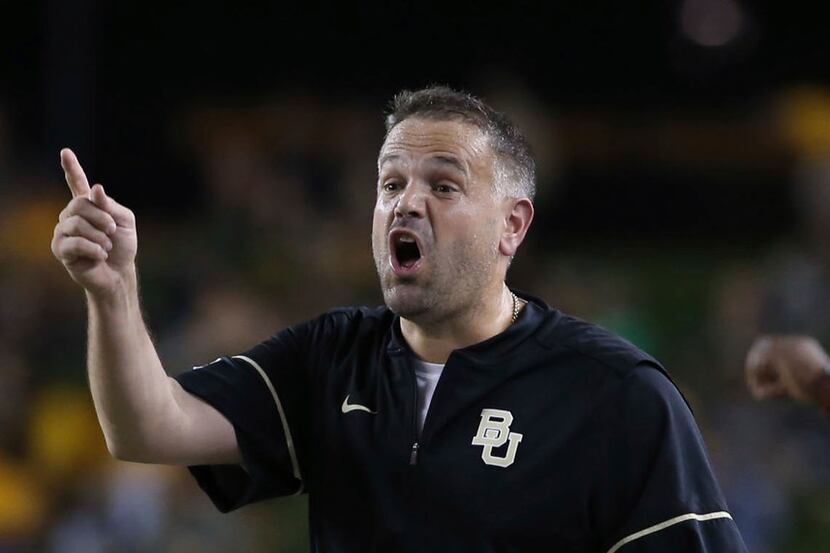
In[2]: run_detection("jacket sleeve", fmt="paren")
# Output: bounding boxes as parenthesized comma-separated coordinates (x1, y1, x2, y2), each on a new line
(594, 363, 748, 553)
(173, 316, 325, 512)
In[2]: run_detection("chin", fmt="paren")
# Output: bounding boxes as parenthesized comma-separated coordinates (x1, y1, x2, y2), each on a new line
(381, 285, 435, 319)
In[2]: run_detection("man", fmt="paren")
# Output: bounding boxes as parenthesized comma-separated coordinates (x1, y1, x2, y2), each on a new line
(745, 334, 830, 412)
(52, 86, 746, 552)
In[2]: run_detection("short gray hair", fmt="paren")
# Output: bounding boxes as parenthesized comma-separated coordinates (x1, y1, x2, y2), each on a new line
(384, 86, 536, 200)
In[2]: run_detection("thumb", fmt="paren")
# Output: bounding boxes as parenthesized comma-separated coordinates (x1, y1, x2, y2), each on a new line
(89, 184, 132, 230)
(89, 183, 107, 207)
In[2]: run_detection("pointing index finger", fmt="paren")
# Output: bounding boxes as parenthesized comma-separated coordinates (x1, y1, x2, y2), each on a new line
(60, 148, 91, 198)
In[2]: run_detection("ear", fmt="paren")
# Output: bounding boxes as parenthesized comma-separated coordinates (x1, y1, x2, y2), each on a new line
(498, 198, 534, 257)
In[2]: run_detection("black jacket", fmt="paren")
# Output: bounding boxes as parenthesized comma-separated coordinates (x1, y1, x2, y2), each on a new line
(175, 292, 747, 553)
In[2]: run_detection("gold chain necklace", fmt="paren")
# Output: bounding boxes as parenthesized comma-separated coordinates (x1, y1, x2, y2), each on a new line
(511, 291, 521, 324)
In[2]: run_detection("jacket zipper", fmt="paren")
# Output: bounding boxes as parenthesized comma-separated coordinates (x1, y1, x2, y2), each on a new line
(409, 359, 420, 466)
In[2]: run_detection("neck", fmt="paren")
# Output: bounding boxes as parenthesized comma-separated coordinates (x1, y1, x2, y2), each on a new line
(400, 284, 521, 363)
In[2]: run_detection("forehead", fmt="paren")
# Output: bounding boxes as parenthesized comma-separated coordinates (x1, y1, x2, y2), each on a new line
(378, 118, 493, 170)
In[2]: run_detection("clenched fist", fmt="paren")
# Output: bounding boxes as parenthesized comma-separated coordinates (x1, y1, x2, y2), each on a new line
(744, 335, 830, 404)
(51, 149, 138, 297)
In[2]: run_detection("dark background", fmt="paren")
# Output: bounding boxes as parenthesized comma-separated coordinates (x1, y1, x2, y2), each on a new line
(4, 1, 827, 234)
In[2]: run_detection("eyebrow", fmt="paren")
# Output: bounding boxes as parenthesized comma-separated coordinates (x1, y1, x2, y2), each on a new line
(378, 153, 402, 170)
(378, 153, 467, 176)
(428, 155, 467, 176)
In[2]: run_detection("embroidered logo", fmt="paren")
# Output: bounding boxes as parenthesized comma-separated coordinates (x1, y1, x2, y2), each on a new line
(341, 395, 378, 415)
(471, 408, 523, 468)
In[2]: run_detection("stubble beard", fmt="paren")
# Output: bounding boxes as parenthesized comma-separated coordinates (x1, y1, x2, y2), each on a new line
(373, 238, 499, 325)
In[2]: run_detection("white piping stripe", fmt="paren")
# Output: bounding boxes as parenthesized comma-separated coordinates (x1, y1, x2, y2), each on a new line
(606, 511, 733, 553)
(232, 355, 304, 495)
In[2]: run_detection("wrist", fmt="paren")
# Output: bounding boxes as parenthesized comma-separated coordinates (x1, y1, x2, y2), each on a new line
(85, 265, 139, 308)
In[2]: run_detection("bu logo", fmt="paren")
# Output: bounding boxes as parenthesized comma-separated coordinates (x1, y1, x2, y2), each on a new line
(471, 408, 523, 468)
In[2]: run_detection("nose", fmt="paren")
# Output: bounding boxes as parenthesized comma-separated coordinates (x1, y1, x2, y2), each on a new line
(394, 182, 426, 219)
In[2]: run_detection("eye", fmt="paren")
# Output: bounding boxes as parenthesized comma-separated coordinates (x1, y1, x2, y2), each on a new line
(433, 182, 456, 194)
(381, 180, 402, 192)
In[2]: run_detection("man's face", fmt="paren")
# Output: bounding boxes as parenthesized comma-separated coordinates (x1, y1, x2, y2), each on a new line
(372, 117, 506, 322)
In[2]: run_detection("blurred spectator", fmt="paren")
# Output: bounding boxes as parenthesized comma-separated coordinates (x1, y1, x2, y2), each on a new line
(745, 335, 830, 406)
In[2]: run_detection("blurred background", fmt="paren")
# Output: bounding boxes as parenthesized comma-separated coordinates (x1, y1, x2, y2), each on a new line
(1, 0, 830, 551)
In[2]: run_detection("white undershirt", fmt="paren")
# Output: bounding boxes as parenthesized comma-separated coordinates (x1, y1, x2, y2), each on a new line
(414, 359, 445, 435)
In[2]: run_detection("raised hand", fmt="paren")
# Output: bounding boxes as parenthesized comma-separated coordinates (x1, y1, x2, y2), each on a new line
(51, 148, 138, 297)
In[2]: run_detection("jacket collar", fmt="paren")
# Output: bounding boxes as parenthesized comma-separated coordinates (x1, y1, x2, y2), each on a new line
(385, 290, 553, 364)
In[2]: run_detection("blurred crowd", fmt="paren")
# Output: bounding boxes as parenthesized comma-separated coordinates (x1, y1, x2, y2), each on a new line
(2, 85, 830, 552)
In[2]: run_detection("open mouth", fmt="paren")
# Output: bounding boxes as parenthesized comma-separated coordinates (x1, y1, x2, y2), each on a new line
(396, 236, 421, 268)
(389, 230, 423, 275)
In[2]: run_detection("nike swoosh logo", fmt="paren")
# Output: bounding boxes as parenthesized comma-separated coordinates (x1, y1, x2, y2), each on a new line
(341, 395, 378, 414)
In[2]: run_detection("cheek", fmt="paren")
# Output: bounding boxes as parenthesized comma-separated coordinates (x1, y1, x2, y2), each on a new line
(442, 209, 498, 243)
(372, 205, 388, 243)
(373, 193, 392, 216)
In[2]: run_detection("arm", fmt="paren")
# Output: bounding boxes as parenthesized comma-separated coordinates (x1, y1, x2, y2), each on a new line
(596, 364, 746, 552)
(744, 334, 830, 411)
(52, 148, 239, 465)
